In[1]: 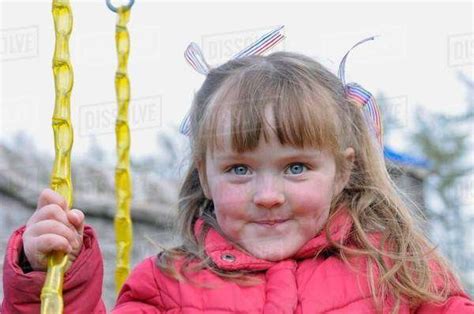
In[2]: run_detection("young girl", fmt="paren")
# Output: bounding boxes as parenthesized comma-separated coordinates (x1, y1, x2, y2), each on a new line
(2, 33, 473, 313)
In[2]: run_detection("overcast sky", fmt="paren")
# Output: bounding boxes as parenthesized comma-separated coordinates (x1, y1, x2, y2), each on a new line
(1, 1, 472, 160)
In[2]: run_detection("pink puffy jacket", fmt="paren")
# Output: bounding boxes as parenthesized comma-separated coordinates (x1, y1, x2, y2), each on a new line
(2, 211, 473, 313)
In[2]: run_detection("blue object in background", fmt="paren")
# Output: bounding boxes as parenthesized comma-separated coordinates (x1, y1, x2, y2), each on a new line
(384, 146, 431, 170)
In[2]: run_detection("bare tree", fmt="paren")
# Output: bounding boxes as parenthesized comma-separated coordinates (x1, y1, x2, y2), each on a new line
(411, 73, 474, 293)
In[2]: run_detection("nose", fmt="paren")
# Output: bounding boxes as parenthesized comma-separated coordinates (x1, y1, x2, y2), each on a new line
(253, 174, 285, 209)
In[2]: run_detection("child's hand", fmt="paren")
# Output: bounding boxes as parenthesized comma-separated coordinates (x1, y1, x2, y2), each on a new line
(23, 188, 85, 272)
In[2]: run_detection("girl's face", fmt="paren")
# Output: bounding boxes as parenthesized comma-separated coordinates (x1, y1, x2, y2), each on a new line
(199, 109, 354, 261)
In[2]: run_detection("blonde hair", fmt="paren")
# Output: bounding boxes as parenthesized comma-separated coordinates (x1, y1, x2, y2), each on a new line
(158, 52, 461, 312)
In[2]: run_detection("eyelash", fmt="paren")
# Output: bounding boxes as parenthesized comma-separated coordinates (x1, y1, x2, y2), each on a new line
(226, 163, 310, 176)
(285, 163, 309, 175)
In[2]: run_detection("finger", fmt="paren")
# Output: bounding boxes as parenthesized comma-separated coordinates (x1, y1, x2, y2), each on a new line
(28, 204, 70, 226)
(33, 234, 72, 255)
(67, 209, 85, 236)
(28, 220, 79, 246)
(37, 188, 68, 211)
(67, 209, 84, 229)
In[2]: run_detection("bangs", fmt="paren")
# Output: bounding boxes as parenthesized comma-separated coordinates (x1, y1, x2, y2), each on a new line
(198, 60, 343, 157)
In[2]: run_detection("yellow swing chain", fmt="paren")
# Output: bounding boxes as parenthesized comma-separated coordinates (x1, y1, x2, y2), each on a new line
(41, 0, 74, 313)
(111, 3, 134, 294)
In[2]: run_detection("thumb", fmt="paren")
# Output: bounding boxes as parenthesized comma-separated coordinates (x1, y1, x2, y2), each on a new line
(68, 209, 85, 236)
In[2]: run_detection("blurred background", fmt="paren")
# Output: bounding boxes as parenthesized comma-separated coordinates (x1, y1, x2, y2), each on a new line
(1, 0, 472, 309)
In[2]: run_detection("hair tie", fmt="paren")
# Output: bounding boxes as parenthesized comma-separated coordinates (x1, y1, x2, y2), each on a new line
(337, 36, 384, 147)
(180, 26, 286, 136)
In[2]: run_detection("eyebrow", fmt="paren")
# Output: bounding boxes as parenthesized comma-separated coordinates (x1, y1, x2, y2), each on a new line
(214, 151, 323, 162)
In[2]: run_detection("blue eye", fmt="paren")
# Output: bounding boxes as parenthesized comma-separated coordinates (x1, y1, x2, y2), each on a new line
(231, 165, 249, 175)
(287, 163, 306, 175)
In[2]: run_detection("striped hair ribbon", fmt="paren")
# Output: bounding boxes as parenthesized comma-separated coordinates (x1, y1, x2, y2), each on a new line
(338, 36, 384, 146)
(232, 25, 285, 58)
(184, 42, 211, 75)
(180, 25, 286, 136)
(179, 111, 192, 136)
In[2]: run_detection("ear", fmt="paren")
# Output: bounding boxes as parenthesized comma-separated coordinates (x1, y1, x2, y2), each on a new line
(197, 159, 212, 199)
(333, 147, 355, 196)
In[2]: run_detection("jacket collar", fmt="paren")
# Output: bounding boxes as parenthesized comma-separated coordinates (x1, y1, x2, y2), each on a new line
(194, 208, 353, 271)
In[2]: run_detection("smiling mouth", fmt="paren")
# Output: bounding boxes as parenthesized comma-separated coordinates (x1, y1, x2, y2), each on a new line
(254, 219, 289, 226)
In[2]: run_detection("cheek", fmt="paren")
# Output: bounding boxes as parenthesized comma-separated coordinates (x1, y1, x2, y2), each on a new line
(291, 192, 331, 239)
(287, 181, 334, 232)
(290, 185, 333, 213)
(212, 181, 248, 208)
(211, 182, 250, 229)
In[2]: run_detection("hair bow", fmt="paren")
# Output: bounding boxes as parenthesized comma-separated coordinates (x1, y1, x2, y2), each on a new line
(179, 26, 286, 135)
(180, 28, 383, 148)
(338, 36, 384, 147)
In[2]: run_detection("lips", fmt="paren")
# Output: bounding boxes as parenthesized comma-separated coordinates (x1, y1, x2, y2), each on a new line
(255, 219, 288, 226)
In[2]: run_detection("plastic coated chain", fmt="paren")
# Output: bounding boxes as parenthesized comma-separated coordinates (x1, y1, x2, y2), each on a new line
(41, 0, 74, 313)
(113, 7, 133, 294)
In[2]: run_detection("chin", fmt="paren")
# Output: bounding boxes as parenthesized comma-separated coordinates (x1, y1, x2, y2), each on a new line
(246, 244, 297, 262)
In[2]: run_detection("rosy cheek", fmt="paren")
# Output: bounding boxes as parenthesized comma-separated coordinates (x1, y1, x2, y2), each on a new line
(213, 184, 249, 217)
(289, 188, 332, 223)
(215, 209, 248, 241)
(290, 189, 324, 211)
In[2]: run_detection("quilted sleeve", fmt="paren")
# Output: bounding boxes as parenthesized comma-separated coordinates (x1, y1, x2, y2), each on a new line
(113, 256, 167, 313)
(1, 225, 106, 314)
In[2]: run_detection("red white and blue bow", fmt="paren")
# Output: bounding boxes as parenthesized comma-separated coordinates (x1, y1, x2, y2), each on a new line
(338, 36, 383, 147)
(181, 28, 383, 147)
(180, 26, 286, 135)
